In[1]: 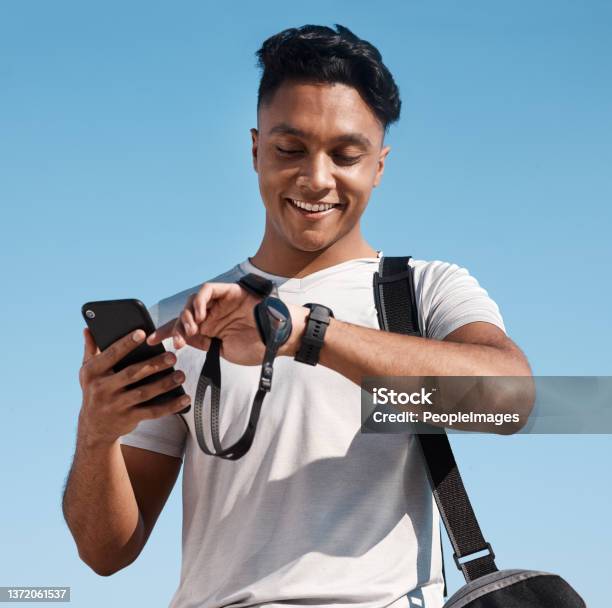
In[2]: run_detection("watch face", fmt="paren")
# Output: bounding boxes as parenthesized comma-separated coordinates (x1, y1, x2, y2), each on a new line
(304, 303, 334, 318)
(305, 304, 334, 322)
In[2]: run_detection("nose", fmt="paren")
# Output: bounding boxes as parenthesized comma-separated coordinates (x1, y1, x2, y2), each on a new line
(295, 152, 336, 194)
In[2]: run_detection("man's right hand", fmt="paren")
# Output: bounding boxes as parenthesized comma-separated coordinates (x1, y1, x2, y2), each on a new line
(77, 328, 191, 448)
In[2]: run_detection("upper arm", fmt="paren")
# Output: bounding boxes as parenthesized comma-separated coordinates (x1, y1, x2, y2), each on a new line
(120, 444, 183, 545)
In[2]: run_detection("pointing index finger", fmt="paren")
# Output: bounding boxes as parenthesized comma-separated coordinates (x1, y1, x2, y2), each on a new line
(193, 282, 244, 323)
(146, 318, 177, 346)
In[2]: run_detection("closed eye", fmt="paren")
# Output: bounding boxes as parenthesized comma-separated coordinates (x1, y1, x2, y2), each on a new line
(334, 154, 362, 165)
(276, 146, 302, 155)
(276, 146, 362, 165)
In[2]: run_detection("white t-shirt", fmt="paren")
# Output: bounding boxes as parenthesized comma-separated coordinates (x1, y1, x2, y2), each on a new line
(120, 252, 506, 608)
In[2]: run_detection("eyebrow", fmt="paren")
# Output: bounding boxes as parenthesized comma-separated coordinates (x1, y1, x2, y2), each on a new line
(268, 123, 373, 148)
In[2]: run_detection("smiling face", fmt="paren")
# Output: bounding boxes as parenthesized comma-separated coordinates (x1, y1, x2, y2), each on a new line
(251, 80, 390, 267)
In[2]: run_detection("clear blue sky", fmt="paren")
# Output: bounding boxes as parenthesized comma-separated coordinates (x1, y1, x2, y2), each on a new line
(1, 1, 610, 606)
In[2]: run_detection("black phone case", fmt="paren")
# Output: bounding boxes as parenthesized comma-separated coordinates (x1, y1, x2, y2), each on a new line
(81, 298, 190, 415)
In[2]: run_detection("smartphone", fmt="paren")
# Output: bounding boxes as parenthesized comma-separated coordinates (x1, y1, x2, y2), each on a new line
(81, 298, 190, 415)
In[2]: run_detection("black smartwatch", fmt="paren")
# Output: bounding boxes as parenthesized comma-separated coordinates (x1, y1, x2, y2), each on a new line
(294, 303, 334, 366)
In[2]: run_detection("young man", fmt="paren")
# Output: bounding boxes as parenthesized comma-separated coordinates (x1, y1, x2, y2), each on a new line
(64, 24, 531, 608)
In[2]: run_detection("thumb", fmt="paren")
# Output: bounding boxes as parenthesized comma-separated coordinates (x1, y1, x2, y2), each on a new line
(82, 327, 100, 364)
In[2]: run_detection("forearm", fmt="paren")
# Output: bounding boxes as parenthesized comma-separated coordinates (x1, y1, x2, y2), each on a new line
(317, 318, 533, 433)
(319, 318, 527, 382)
(62, 429, 144, 576)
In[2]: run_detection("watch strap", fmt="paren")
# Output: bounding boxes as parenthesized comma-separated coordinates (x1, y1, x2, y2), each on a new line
(294, 303, 334, 366)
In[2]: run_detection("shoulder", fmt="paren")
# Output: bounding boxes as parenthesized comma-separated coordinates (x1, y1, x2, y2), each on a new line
(408, 258, 489, 299)
(406, 257, 506, 340)
(149, 263, 244, 327)
(409, 257, 471, 285)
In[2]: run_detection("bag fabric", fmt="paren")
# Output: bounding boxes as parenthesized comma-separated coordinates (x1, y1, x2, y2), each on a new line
(374, 257, 587, 608)
(443, 569, 585, 607)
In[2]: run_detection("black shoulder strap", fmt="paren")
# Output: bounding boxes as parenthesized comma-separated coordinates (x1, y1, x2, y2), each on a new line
(373, 256, 499, 585)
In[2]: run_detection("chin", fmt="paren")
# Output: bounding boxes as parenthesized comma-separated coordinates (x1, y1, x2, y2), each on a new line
(287, 234, 334, 253)
(292, 241, 330, 253)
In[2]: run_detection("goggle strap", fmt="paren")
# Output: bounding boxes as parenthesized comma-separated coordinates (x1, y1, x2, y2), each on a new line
(194, 337, 277, 460)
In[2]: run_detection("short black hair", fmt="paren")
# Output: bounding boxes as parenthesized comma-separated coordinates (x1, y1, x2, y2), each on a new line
(255, 24, 401, 136)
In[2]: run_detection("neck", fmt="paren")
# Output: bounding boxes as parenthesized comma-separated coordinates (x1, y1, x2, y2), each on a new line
(250, 224, 378, 279)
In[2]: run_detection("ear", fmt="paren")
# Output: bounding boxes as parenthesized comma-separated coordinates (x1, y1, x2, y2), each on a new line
(250, 128, 258, 173)
(372, 145, 391, 188)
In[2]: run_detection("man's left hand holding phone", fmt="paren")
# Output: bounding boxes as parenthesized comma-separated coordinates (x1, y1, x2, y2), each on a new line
(78, 299, 192, 448)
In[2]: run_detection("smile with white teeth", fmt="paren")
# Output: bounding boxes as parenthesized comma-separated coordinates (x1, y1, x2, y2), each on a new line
(288, 198, 340, 213)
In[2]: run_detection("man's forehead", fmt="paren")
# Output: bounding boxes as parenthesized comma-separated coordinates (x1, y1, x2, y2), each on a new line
(257, 81, 384, 147)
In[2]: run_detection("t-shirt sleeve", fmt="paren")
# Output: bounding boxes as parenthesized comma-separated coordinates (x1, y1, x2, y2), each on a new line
(415, 260, 507, 341)
(119, 301, 188, 460)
